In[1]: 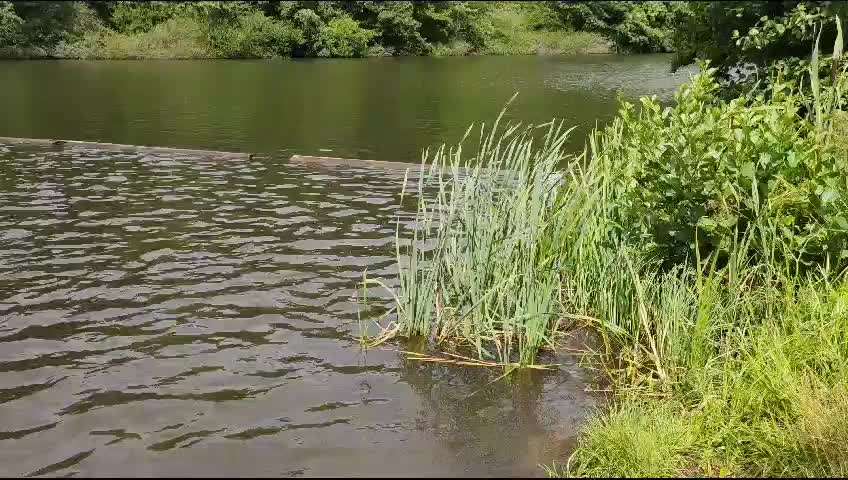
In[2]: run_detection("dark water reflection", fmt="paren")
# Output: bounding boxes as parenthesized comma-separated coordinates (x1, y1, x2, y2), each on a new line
(0, 55, 695, 161)
(0, 142, 596, 477)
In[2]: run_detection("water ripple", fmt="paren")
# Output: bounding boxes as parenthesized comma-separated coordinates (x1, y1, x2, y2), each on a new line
(0, 142, 597, 477)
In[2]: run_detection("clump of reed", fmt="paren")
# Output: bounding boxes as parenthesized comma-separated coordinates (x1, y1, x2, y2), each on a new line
(361, 98, 579, 367)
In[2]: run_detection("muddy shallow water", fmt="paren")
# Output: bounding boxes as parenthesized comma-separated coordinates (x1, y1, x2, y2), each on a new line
(0, 142, 597, 477)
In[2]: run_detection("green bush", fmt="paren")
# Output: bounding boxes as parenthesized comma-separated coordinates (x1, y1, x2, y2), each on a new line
(109, 1, 183, 34)
(0, 1, 22, 46)
(671, 2, 848, 74)
(600, 65, 848, 269)
(415, 2, 492, 51)
(375, 1, 429, 55)
(605, 1, 681, 53)
(318, 16, 375, 58)
(291, 7, 323, 56)
(448, 2, 493, 50)
(204, 10, 300, 58)
(551, 1, 684, 53)
(546, 62, 848, 477)
(10, 1, 85, 47)
(1, 1, 103, 57)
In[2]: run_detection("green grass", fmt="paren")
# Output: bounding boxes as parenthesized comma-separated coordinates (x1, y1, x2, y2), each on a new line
(479, 4, 609, 56)
(544, 398, 698, 478)
(548, 266, 848, 477)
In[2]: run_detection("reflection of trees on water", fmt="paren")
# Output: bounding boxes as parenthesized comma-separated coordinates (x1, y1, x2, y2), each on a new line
(395, 341, 556, 476)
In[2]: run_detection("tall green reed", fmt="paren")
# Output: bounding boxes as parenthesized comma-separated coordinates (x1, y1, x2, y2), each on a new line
(363, 100, 577, 366)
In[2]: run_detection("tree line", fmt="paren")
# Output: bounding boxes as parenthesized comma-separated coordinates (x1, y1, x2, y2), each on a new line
(1, 1, 845, 76)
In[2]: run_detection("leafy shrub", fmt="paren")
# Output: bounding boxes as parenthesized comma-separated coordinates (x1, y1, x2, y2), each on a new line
(0, 1, 22, 46)
(671, 1, 848, 73)
(430, 39, 472, 56)
(375, 1, 429, 55)
(600, 65, 848, 269)
(366, 43, 393, 57)
(1, 1, 103, 57)
(109, 1, 183, 34)
(10, 1, 82, 47)
(444, 2, 492, 50)
(318, 16, 375, 58)
(291, 8, 323, 56)
(552, 1, 684, 53)
(204, 10, 300, 58)
(605, 1, 682, 53)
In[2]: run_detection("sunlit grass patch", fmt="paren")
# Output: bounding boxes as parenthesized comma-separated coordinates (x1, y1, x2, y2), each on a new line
(546, 398, 697, 478)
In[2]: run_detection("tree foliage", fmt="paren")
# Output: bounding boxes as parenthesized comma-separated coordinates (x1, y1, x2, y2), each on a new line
(319, 15, 375, 58)
(607, 64, 848, 268)
(110, 1, 182, 34)
(12, 0, 843, 68)
(7, 1, 100, 47)
(0, 1, 22, 46)
(547, 1, 686, 53)
(0, 1, 571, 58)
(670, 1, 848, 74)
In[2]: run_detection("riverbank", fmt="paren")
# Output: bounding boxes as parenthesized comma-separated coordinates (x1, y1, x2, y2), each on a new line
(0, 2, 610, 60)
(0, 29, 609, 60)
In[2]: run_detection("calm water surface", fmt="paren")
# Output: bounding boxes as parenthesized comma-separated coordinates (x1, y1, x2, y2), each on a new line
(0, 55, 691, 477)
(0, 55, 694, 160)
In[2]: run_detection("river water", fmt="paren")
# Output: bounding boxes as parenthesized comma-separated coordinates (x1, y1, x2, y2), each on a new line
(0, 55, 692, 477)
(0, 55, 694, 160)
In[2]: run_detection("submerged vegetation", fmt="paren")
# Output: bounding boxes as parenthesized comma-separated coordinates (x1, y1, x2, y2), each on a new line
(361, 5, 848, 477)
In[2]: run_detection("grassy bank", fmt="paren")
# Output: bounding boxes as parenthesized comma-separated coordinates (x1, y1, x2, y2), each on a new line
(362, 31, 848, 476)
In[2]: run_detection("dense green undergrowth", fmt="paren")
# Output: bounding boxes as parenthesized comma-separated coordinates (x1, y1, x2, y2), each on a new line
(553, 24, 848, 478)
